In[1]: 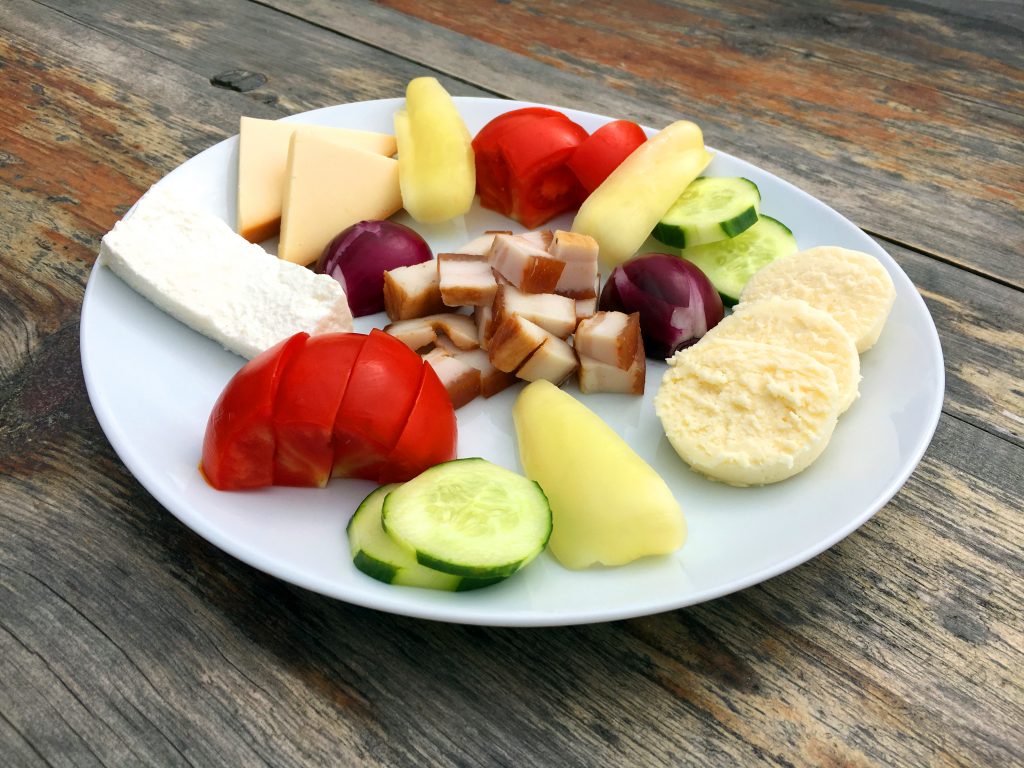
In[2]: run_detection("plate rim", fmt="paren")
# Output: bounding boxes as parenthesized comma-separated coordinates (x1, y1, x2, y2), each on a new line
(80, 96, 946, 626)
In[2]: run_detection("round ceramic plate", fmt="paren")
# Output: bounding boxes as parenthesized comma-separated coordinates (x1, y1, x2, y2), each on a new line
(80, 98, 944, 626)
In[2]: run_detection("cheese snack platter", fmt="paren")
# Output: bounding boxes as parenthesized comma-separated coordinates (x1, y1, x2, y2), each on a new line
(80, 96, 944, 626)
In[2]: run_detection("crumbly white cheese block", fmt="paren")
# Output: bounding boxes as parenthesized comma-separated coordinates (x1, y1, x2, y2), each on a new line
(656, 338, 842, 486)
(707, 297, 861, 413)
(278, 132, 402, 266)
(99, 187, 353, 359)
(237, 116, 396, 243)
(739, 246, 896, 353)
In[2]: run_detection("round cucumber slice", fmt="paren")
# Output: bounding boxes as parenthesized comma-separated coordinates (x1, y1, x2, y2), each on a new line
(680, 215, 797, 303)
(347, 484, 504, 591)
(381, 458, 552, 579)
(653, 177, 761, 249)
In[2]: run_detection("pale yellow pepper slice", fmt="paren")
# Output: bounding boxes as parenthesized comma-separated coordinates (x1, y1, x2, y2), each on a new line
(513, 380, 686, 569)
(571, 120, 713, 266)
(394, 77, 476, 223)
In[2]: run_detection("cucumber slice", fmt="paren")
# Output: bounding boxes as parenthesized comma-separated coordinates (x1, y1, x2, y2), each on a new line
(347, 484, 504, 591)
(653, 177, 761, 249)
(382, 458, 552, 579)
(680, 215, 797, 303)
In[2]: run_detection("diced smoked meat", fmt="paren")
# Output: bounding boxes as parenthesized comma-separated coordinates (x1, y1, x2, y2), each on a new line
(574, 311, 641, 369)
(448, 347, 517, 397)
(487, 314, 550, 373)
(492, 283, 577, 339)
(383, 260, 447, 321)
(385, 312, 478, 352)
(488, 234, 565, 293)
(432, 333, 463, 355)
(437, 252, 498, 307)
(575, 295, 597, 324)
(518, 230, 553, 251)
(517, 336, 578, 385)
(474, 303, 496, 349)
(548, 230, 600, 299)
(457, 233, 501, 256)
(422, 348, 481, 409)
(577, 341, 646, 395)
(402, 230, 643, 398)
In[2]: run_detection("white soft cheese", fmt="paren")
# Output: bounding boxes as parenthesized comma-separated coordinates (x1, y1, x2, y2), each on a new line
(99, 187, 353, 359)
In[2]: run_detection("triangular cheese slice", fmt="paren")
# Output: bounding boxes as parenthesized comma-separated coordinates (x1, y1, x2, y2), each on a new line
(237, 116, 396, 243)
(278, 132, 402, 266)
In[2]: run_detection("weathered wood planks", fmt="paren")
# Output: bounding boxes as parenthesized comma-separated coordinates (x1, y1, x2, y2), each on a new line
(1, 0, 1022, 766)
(278, 0, 1023, 286)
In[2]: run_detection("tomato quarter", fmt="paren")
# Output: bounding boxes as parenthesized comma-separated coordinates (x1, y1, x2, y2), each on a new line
(202, 329, 458, 490)
(379, 362, 457, 484)
(567, 119, 647, 194)
(201, 333, 308, 490)
(272, 333, 365, 487)
(333, 329, 426, 481)
(473, 108, 589, 228)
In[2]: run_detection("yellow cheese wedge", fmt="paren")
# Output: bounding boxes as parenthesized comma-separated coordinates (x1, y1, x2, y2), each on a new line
(278, 132, 402, 266)
(237, 116, 396, 243)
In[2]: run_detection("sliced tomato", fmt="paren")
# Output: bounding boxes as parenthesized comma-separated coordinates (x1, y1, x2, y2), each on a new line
(473, 110, 589, 228)
(474, 112, 560, 215)
(472, 107, 570, 150)
(272, 333, 365, 487)
(332, 329, 424, 481)
(378, 363, 457, 484)
(567, 119, 647, 194)
(201, 333, 308, 490)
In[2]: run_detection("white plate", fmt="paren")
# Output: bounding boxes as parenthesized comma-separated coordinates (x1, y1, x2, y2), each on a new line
(80, 98, 944, 626)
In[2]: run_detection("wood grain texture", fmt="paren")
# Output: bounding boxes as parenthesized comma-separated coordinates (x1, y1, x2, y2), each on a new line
(1, 0, 1022, 766)
(274, 0, 1023, 286)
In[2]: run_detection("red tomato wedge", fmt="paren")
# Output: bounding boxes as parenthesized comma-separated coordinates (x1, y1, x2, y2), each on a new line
(567, 119, 647, 194)
(202, 329, 458, 491)
(332, 329, 426, 481)
(378, 363, 457, 484)
(473, 109, 589, 228)
(272, 333, 365, 487)
(472, 107, 570, 149)
(201, 333, 307, 490)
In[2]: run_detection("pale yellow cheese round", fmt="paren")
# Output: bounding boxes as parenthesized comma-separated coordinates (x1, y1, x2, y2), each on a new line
(656, 338, 842, 486)
(707, 297, 861, 413)
(739, 246, 896, 353)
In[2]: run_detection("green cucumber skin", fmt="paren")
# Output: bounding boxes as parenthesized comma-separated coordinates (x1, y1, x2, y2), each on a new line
(654, 177, 761, 248)
(347, 482, 492, 591)
(718, 205, 760, 238)
(415, 550, 527, 580)
(352, 550, 400, 584)
(653, 205, 759, 248)
(683, 215, 797, 303)
(382, 458, 552, 581)
(455, 575, 507, 592)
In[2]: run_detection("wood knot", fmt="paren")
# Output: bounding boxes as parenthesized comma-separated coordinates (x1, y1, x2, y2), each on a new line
(823, 13, 871, 30)
(210, 70, 267, 93)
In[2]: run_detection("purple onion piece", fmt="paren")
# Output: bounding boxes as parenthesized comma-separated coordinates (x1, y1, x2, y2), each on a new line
(599, 253, 724, 359)
(316, 220, 432, 317)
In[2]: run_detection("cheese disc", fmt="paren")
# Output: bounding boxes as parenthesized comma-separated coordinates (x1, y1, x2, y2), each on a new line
(706, 297, 861, 412)
(739, 246, 896, 353)
(656, 338, 843, 486)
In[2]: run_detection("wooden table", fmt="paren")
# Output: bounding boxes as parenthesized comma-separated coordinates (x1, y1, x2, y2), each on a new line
(2, 1, 1021, 765)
